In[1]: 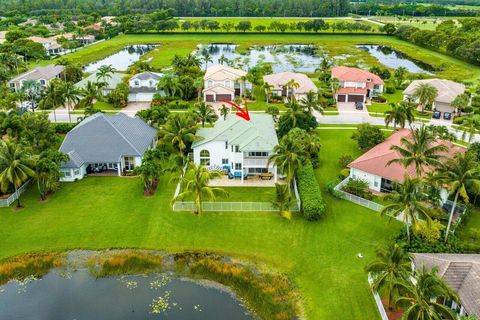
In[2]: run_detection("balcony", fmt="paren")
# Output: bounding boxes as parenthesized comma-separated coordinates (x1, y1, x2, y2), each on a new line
(243, 157, 269, 167)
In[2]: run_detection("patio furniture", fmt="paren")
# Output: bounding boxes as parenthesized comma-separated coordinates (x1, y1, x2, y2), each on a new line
(234, 171, 242, 179)
(228, 172, 234, 179)
(259, 173, 274, 180)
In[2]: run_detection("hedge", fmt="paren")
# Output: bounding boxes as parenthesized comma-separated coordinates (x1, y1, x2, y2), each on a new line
(296, 160, 326, 221)
(53, 122, 77, 134)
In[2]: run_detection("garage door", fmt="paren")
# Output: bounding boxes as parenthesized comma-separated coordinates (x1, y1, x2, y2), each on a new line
(216, 94, 233, 102)
(435, 102, 453, 113)
(205, 94, 214, 102)
(347, 94, 364, 102)
(337, 94, 346, 102)
(136, 93, 154, 102)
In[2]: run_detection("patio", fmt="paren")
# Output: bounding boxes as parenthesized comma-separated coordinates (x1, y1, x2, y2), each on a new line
(209, 174, 285, 187)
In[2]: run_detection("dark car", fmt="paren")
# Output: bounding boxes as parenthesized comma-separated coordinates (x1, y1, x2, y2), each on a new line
(443, 112, 452, 120)
(432, 111, 441, 119)
(355, 101, 363, 110)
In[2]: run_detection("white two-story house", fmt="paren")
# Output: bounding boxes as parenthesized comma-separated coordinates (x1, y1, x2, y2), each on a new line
(128, 71, 164, 102)
(203, 64, 251, 102)
(331, 66, 384, 103)
(192, 114, 278, 182)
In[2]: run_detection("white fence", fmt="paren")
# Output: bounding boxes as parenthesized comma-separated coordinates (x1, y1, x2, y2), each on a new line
(368, 275, 389, 320)
(173, 201, 299, 212)
(334, 178, 384, 212)
(0, 181, 30, 207)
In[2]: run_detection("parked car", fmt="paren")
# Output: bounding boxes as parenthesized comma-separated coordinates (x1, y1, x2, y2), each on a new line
(432, 111, 441, 119)
(355, 101, 363, 110)
(443, 112, 452, 120)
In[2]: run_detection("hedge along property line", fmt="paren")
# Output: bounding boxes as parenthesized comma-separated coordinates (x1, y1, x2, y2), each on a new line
(297, 160, 326, 221)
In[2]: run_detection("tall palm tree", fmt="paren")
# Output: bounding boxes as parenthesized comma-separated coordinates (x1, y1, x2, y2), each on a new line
(193, 77, 204, 102)
(330, 77, 340, 97)
(268, 134, 304, 192)
(388, 126, 447, 176)
(201, 51, 213, 71)
(271, 183, 294, 219)
(315, 55, 333, 83)
(172, 163, 227, 215)
(459, 114, 480, 142)
(284, 79, 300, 100)
(158, 113, 198, 156)
(262, 81, 273, 104)
(80, 81, 99, 108)
(21, 80, 43, 112)
(300, 90, 324, 115)
(283, 98, 305, 128)
(365, 243, 412, 311)
(380, 176, 433, 242)
(384, 103, 405, 130)
(195, 102, 218, 127)
(433, 152, 480, 242)
(158, 74, 183, 98)
(219, 104, 229, 120)
(0, 141, 35, 207)
(60, 82, 80, 123)
(218, 54, 228, 65)
(412, 83, 438, 113)
(395, 267, 459, 320)
(96, 64, 115, 84)
(38, 79, 63, 122)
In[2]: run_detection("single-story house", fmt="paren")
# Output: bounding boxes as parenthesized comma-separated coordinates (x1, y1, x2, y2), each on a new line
(203, 64, 252, 102)
(413, 253, 480, 318)
(192, 114, 278, 182)
(403, 79, 466, 113)
(8, 65, 64, 92)
(347, 128, 465, 201)
(263, 72, 317, 101)
(28, 36, 63, 55)
(331, 66, 384, 103)
(59, 113, 157, 181)
(75, 72, 125, 95)
(128, 71, 164, 102)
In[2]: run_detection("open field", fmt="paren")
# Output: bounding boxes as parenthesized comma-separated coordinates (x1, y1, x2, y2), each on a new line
(44, 33, 480, 85)
(0, 129, 400, 320)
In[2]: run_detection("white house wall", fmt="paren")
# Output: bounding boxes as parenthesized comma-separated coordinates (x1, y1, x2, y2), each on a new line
(60, 164, 87, 182)
(193, 141, 229, 167)
(349, 168, 382, 192)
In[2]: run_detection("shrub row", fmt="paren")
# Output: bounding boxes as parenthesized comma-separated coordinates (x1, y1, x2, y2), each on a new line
(296, 160, 326, 221)
(53, 122, 77, 134)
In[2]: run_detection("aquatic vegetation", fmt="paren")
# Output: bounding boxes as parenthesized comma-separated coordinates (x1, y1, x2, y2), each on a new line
(118, 275, 138, 289)
(150, 291, 172, 314)
(0, 253, 64, 285)
(88, 251, 164, 277)
(150, 274, 171, 290)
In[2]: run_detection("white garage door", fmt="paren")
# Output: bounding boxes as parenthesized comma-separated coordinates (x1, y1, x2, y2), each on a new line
(435, 102, 453, 113)
(135, 93, 155, 102)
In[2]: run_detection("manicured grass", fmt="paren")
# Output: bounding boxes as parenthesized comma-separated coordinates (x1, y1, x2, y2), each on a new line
(457, 208, 480, 243)
(39, 33, 480, 84)
(0, 129, 400, 320)
(219, 187, 276, 202)
(368, 90, 403, 114)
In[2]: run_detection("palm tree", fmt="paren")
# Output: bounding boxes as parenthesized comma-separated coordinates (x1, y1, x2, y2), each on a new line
(195, 102, 218, 127)
(0, 141, 35, 207)
(300, 90, 324, 115)
(315, 55, 333, 83)
(172, 163, 227, 215)
(96, 64, 115, 84)
(459, 114, 480, 142)
(38, 79, 63, 122)
(388, 126, 447, 176)
(80, 81, 99, 108)
(380, 176, 433, 242)
(330, 77, 340, 97)
(21, 80, 43, 112)
(158, 113, 198, 156)
(201, 51, 213, 71)
(193, 77, 204, 102)
(59, 82, 80, 123)
(218, 54, 228, 65)
(433, 152, 480, 242)
(219, 104, 229, 120)
(364, 243, 412, 311)
(158, 74, 183, 98)
(262, 81, 273, 104)
(271, 183, 294, 219)
(268, 134, 304, 192)
(284, 79, 300, 100)
(283, 98, 304, 128)
(384, 102, 415, 130)
(412, 83, 438, 112)
(395, 267, 459, 320)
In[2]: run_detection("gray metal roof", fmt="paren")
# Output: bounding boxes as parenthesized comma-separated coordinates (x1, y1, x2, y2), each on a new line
(75, 72, 125, 91)
(60, 113, 157, 167)
(130, 71, 163, 81)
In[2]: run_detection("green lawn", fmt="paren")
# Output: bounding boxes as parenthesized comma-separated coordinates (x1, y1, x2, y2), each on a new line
(36, 33, 480, 85)
(368, 90, 403, 114)
(0, 129, 400, 320)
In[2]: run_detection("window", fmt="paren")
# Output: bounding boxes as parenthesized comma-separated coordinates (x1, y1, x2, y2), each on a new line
(222, 158, 229, 165)
(74, 169, 80, 175)
(235, 145, 240, 153)
(149, 80, 154, 87)
(124, 156, 135, 171)
(248, 168, 268, 174)
(374, 181, 378, 187)
(63, 170, 71, 177)
(247, 152, 268, 157)
(225, 141, 228, 149)
(207, 80, 213, 87)
(200, 150, 210, 166)
(225, 80, 231, 87)
(40, 79, 46, 86)
(235, 163, 242, 170)
(134, 80, 139, 87)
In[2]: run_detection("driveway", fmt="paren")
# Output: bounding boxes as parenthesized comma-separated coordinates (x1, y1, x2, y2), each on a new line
(336, 102, 368, 114)
(122, 102, 150, 114)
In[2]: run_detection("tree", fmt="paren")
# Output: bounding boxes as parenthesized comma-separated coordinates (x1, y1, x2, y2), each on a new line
(451, 93, 469, 112)
(172, 163, 227, 215)
(351, 124, 385, 151)
(396, 267, 459, 320)
(459, 115, 480, 142)
(157, 74, 183, 98)
(35, 150, 68, 201)
(59, 82, 80, 123)
(388, 125, 447, 176)
(133, 149, 165, 196)
(380, 176, 433, 242)
(262, 81, 273, 104)
(20, 80, 43, 112)
(38, 79, 63, 122)
(284, 79, 300, 100)
(413, 83, 438, 112)
(365, 243, 412, 311)
(20, 112, 59, 154)
(195, 102, 218, 127)
(236, 21, 252, 32)
(433, 152, 480, 242)
(300, 90, 324, 115)
(219, 104, 229, 120)
(0, 140, 35, 207)
(96, 64, 115, 95)
(266, 105, 280, 122)
(271, 183, 293, 219)
(384, 102, 415, 130)
(79, 81, 99, 108)
(136, 105, 170, 127)
(201, 51, 213, 71)
(157, 113, 198, 156)
(315, 56, 333, 83)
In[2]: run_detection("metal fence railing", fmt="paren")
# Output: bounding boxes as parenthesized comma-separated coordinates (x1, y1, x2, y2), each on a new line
(0, 181, 30, 207)
(334, 178, 385, 212)
(173, 201, 299, 212)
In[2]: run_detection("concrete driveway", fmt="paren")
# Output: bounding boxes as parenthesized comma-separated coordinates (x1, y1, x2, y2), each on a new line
(123, 102, 150, 113)
(336, 102, 368, 114)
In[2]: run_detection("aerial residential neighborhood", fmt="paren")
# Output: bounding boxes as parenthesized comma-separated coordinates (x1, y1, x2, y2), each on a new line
(0, 1, 480, 320)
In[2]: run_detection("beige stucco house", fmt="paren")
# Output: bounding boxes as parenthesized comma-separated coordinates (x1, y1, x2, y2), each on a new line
(203, 64, 251, 102)
(263, 72, 317, 101)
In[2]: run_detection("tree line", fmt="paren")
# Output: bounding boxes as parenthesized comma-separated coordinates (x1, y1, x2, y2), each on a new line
(351, 2, 480, 17)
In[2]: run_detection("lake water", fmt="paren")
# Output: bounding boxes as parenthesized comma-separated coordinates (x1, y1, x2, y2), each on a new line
(84, 45, 157, 73)
(0, 269, 252, 320)
(357, 44, 434, 74)
(197, 43, 323, 73)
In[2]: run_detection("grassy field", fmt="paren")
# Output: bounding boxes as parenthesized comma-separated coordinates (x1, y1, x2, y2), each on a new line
(42, 33, 480, 85)
(0, 129, 400, 320)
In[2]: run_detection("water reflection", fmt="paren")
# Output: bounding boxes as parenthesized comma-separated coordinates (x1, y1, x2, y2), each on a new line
(84, 44, 157, 73)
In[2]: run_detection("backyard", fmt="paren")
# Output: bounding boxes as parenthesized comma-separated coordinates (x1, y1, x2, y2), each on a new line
(0, 128, 400, 320)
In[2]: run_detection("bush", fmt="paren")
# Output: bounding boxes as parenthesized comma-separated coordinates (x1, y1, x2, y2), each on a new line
(385, 86, 396, 94)
(53, 122, 77, 134)
(394, 229, 464, 253)
(325, 179, 344, 199)
(453, 116, 465, 125)
(339, 168, 350, 179)
(462, 106, 474, 113)
(351, 124, 385, 151)
(167, 100, 191, 109)
(338, 154, 354, 168)
(372, 96, 387, 103)
(297, 160, 326, 221)
(343, 177, 372, 199)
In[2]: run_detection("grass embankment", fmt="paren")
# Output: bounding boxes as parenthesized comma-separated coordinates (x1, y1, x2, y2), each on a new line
(0, 253, 64, 285)
(0, 129, 400, 319)
(38, 33, 480, 84)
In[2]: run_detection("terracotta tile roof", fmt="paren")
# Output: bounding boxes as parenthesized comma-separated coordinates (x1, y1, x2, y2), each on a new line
(332, 66, 384, 85)
(348, 129, 465, 183)
(336, 87, 367, 95)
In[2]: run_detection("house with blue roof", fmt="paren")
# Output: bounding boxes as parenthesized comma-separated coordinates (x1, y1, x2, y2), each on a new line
(192, 114, 278, 183)
(59, 113, 157, 181)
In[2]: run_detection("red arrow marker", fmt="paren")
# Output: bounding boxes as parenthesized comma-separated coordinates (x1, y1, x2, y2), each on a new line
(222, 99, 250, 121)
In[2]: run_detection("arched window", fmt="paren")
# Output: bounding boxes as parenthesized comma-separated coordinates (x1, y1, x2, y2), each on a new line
(149, 80, 154, 87)
(199, 150, 210, 166)
(207, 80, 213, 87)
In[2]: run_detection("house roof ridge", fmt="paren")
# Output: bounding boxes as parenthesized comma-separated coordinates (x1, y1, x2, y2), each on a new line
(102, 113, 142, 156)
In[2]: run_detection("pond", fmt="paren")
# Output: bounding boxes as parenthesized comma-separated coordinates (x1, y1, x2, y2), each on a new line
(197, 43, 323, 73)
(84, 44, 157, 73)
(0, 269, 252, 320)
(357, 44, 435, 74)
